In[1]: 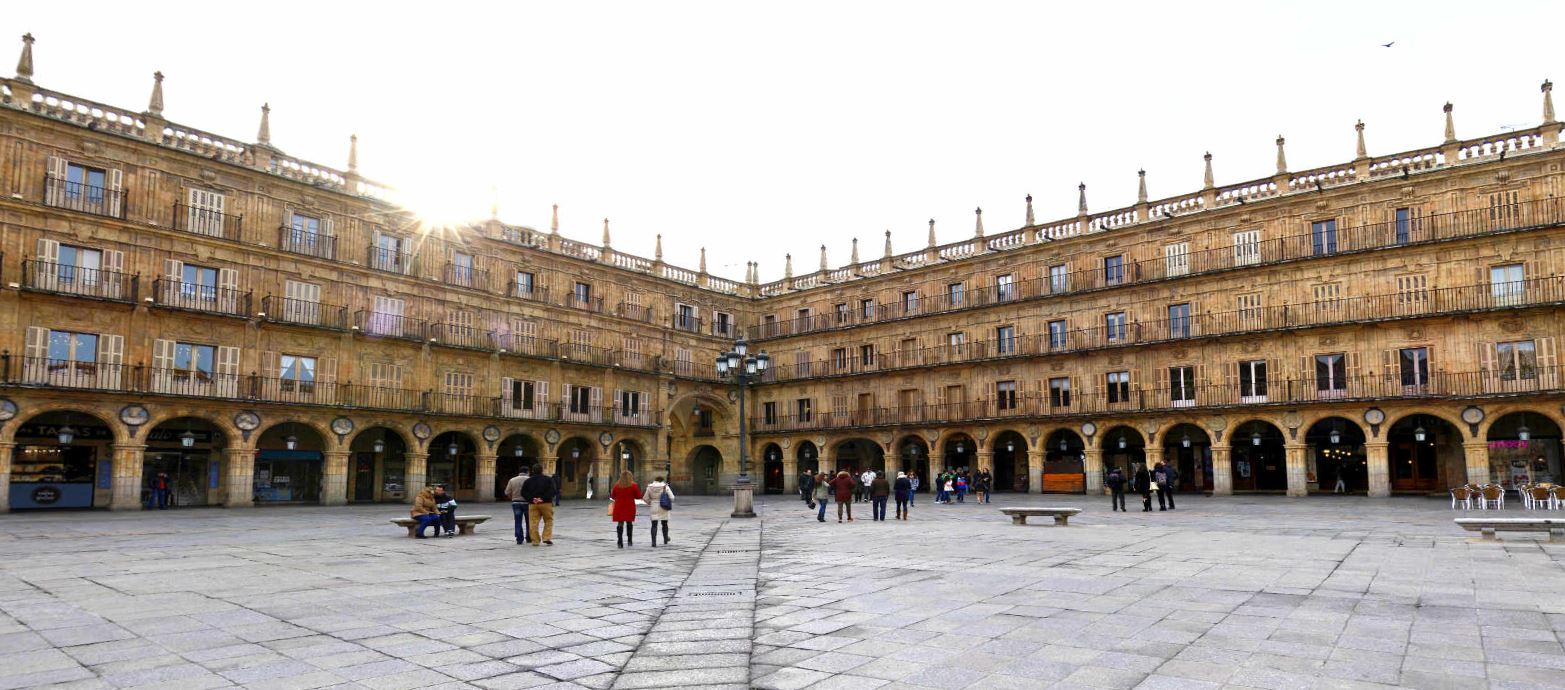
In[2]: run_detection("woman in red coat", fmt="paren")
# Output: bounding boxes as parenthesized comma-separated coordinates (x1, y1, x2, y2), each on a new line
(610, 470, 641, 548)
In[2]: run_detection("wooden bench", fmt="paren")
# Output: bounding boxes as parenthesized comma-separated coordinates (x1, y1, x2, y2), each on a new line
(1000, 507, 1082, 526)
(1455, 517, 1565, 542)
(391, 515, 491, 537)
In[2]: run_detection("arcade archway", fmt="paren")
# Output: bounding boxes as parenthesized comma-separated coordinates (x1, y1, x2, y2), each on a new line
(1043, 429, 1085, 493)
(349, 427, 409, 503)
(992, 431, 1027, 492)
(1304, 417, 1366, 494)
(1231, 420, 1286, 492)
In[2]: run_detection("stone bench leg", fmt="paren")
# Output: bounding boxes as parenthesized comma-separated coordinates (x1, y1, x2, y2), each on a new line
(1481, 528, 1497, 541)
(1011, 514, 1027, 525)
(404, 524, 417, 538)
(1054, 515, 1069, 526)
(459, 522, 478, 536)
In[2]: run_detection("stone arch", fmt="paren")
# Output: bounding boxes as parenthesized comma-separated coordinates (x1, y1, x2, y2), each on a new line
(990, 429, 1028, 492)
(143, 415, 232, 508)
(426, 430, 481, 500)
(1385, 412, 1463, 492)
(1230, 419, 1288, 492)
(1040, 427, 1087, 494)
(937, 431, 978, 471)
(890, 434, 931, 486)
(143, 408, 240, 445)
(254, 421, 330, 504)
(685, 443, 724, 495)
(1161, 422, 1214, 494)
(346, 425, 412, 503)
(760, 442, 785, 494)
(831, 437, 885, 474)
(1477, 404, 1565, 439)
(1303, 416, 1368, 495)
(2, 402, 128, 446)
(8, 407, 121, 510)
(1483, 409, 1563, 487)
(668, 391, 735, 437)
(556, 436, 598, 498)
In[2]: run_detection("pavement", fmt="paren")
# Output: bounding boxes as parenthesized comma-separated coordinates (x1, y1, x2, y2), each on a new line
(1, 492, 1563, 689)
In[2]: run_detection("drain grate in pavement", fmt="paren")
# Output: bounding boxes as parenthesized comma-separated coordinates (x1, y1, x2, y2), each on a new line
(686, 591, 741, 597)
(714, 549, 756, 554)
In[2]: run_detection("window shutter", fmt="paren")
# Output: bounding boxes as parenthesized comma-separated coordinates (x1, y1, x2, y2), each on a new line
(215, 346, 240, 397)
(1381, 349, 1397, 386)
(591, 386, 603, 422)
(34, 238, 59, 291)
(107, 169, 124, 217)
(96, 334, 124, 390)
(45, 156, 65, 205)
(1223, 361, 1237, 403)
(152, 339, 175, 393)
(322, 216, 335, 237)
(612, 388, 622, 416)
(103, 250, 124, 299)
(23, 327, 48, 383)
(318, 357, 337, 403)
(262, 350, 279, 379)
(217, 268, 239, 313)
(537, 380, 549, 405)
(1479, 342, 1497, 377)
(500, 376, 514, 415)
(1299, 355, 1313, 390)
(1538, 337, 1558, 388)
(163, 259, 183, 303)
(638, 391, 649, 420)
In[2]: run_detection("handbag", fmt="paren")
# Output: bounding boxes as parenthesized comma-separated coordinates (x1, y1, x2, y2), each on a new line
(659, 489, 673, 511)
(606, 500, 614, 517)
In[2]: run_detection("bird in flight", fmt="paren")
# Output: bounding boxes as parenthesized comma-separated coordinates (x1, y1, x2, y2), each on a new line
(1381, 41, 1395, 48)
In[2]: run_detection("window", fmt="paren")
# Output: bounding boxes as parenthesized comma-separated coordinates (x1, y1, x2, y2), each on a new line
(792, 350, 809, 376)
(996, 325, 1016, 354)
(279, 354, 317, 393)
(286, 212, 324, 255)
(514, 270, 536, 298)
(714, 311, 733, 337)
(763, 314, 778, 336)
(1103, 256, 1125, 286)
(173, 341, 217, 384)
(796, 398, 813, 422)
(995, 274, 1015, 302)
(1233, 229, 1261, 266)
(150, 339, 236, 396)
(1394, 207, 1422, 244)
(569, 329, 592, 356)
(622, 336, 642, 363)
(1498, 340, 1538, 381)
(1490, 190, 1521, 227)
(373, 232, 407, 273)
(859, 299, 875, 319)
(796, 308, 812, 328)
(1395, 274, 1428, 311)
(832, 348, 848, 370)
(43, 329, 97, 377)
(1315, 353, 1346, 396)
(1169, 366, 1196, 406)
(1049, 377, 1071, 408)
(1107, 371, 1131, 404)
(1491, 264, 1524, 306)
(48, 160, 122, 217)
(1239, 360, 1268, 401)
(762, 401, 777, 425)
(1168, 303, 1191, 339)
(834, 303, 849, 324)
(947, 332, 966, 355)
(1049, 264, 1068, 294)
(1311, 283, 1342, 319)
(65, 162, 107, 205)
(503, 379, 540, 416)
(619, 390, 641, 417)
(675, 348, 693, 376)
(899, 337, 918, 365)
(282, 280, 321, 325)
(449, 252, 475, 287)
(1047, 320, 1067, 350)
(181, 264, 220, 300)
(1399, 347, 1429, 388)
(1104, 312, 1126, 342)
(1311, 219, 1337, 256)
(675, 303, 698, 331)
(569, 385, 593, 414)
(573, 282, 593, 307)
(1164, 243, 1189, 277)
(996, 380, 1017, 411)
(1238, 293, 1263, 328)
(368, 295, 405, 337)
(901, 290, 918, 315)
(947, 283, 964, 307)
(186, 190, 227, 237)
(860, 344, 875, 367)
(49, 243, 103, 291)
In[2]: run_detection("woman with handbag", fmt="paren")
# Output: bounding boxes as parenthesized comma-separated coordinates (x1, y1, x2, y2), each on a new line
(643, 475, 675, 546)
(609, 470, 640, 548)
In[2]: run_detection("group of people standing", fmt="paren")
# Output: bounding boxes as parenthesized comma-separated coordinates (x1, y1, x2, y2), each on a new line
(932, 468, 992, 504)
(799, 468, 922, 522)
(1105, 462, 1179, 512)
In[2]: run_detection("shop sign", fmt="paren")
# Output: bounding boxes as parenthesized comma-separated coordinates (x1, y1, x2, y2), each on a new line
(16, 424, 112, 440)
(1489, 440, 1533, 449)
(30, 485, 60, 505)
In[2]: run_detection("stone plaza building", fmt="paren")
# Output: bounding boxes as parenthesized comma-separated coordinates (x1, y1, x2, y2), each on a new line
(0, 33, 1562, 511)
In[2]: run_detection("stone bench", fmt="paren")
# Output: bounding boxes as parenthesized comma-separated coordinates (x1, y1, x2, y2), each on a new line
(391, 515, 490, 537)
(1455, 517, 1565, 542)
(1000, 507, 1082, 526)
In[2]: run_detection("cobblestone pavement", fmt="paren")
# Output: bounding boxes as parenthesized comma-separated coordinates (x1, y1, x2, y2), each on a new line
(1, 494, 1563, 689)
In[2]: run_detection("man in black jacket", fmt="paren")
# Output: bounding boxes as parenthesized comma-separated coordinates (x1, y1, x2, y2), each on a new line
(520, 464, 557, 545)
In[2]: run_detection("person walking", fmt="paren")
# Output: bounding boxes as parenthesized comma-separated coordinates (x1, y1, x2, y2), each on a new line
(146, 472, 172, 510)
(893, 471, 912, 520)
(813, 472, 831, 522)
(521, 464, 557, 545)
(609, 470, 640, 548)
(1106, 467, 1127, 512)
(410, 486, 443, 538)
(643, 475, 674, 546)
(800, 470, 815, 504)
(1134, 465, 1153, 513)
(974, 470, 991, 504)
(1152, 463, 1170, 511)
(954, 473, 968, 503)
(908, 471, 919, 507)
(1161, 462, 1178, 510)
(869, 472, 891, 521)
(831, 470, 856, 522)
(860, 468, 877, 504)
(942, 475, 955, 505)
(933, 472, 947, 504)
(1333, 464, 1346, 494)
(504, 465, 532, 544)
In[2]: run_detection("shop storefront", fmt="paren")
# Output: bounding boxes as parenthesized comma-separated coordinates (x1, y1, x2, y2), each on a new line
(10, 421, 111, 509)
(254, 449, 322, 503)
(142, 427, 220, 507)
(1488, 440, 1561, 488)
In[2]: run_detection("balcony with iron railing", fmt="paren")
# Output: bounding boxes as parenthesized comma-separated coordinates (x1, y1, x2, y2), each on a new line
(22, 260, 137, 302)
(152, 279, 251, 317)
(44, 176, 125, 219)
(259, 296, 350, 330)
(367, 245, 414, 274)
(174, 203, 244, 239)
(507, 281, 549, 303)
(494, 333, 559, 358)
(444, 263, 490, 291)
(617, 303, 654, 323)
(748, 196, 1565, 341)
(428, 323, 491, 351)
(568, 294, 605, 313)
(711, 319, 738, 338)
(278, 226, 335, 260)
(353, 310, 428, 342)
(673, 313, 703, 334)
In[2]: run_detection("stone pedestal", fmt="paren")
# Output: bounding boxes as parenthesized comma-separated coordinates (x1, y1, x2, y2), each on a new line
(1462, 441, 1491, 486)
(1084, 449, 1104, 493)
(322, 450, 349, 506)
(110, 444, 148, 510)
(1026, 449, 1045, 493)
(0, 443, 12, 512)
(1211, 446, 1233, 495)
(405, 451, 429, 501)
(224, 448, 256, 507)
(1284, 443, 1308, 497)
(1365, 441, 1390, 497)
(475, 453, 497, 502)
(731, 480, 756, 518)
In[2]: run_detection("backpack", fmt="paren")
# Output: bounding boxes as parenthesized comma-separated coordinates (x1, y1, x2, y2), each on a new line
(658, 488, 673, 511)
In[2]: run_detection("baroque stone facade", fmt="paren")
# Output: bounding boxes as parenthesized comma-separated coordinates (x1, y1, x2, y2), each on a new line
(0, 34, 1562, 511)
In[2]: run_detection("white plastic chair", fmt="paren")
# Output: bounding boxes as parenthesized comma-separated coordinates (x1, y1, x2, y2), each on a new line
(1479, 485, 1504, 510)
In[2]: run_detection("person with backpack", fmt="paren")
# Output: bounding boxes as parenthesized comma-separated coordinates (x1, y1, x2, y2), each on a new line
(954, 473, 968, 503)
(799, 470, 815, 504)
(609, 470, 640, 548)
(520, 464, 557, 545)
(907, 471, 920, 506)
(642, 475, 674, 546)
(1106, 467, 1127, 512)
(1158, 461, 1177, 510)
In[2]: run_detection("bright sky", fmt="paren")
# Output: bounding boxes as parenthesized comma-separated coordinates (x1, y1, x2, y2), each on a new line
(9, 1, 1560, 282)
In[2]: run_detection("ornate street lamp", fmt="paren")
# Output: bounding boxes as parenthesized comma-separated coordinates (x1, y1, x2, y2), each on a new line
(715, 337, 769, 518)
(56, 424, 76, 445)
(1181, 433, 1192, 448)
(1413, 424, 1427, 442)
(1058, 437, 1068, 451)
(1117, 435, 1127, 450)
(1329, 428, 1341, 445)
(179, 429, 197, 448)
(1250, 431, 1262, 446)
(374, 436, 387, 454)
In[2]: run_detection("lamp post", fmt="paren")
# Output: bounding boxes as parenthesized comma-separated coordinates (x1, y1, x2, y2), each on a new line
(715, 337, 769, 518)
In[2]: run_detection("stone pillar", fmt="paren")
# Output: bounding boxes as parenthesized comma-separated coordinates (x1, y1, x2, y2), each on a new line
(0, 442, 14, 512)
(782, 456, 797, 494)
(224, 448, 256, 507)
(1084, 448, 1104, 494)
(1284, 443, 1308, 497)
(1462, 441, 1491, 486)
(475, 452, 497, 502)
(1026, 448, 1044, 493)
(405, 451, 429, 501)
(110, 444, 148, 511)
(540, 453, 558, 477)
(975, 450, 993, 475)
(322, 450, 349, 506)
(1211, 445, 1233, 495)
(1145, 445, 1164, 469)
(1364, 441, 1390, 497)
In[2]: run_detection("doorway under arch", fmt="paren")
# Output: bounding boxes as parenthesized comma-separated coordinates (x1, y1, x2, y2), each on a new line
(1042, 429, 1085, 493)
(428, 431, 479, 500)
(795, 441, 820, 476)
(941, 434, 976, 472)
(144, 416, 227, 508)
(1387, 414, 1461, 492)
(494, 434, 541, 500)
(896, 437, 930, 491)
(761, 443, 785, 494)
(349, 427, 409, 503)
(1304, 417, 1366, 494)
(1161, 424, 1213, 494)
(10, 409, 116, 509)
(689, 444, 723, 495)
(833, 438, 884, 474)
(992, 431, 1027, 492)
(1486, 412, 1564, 487)
(1231, 420, 1287, 492)
(1101, 427, 1147, 482)
(255, 422, 326, 504)
(557, 437, 596, 498)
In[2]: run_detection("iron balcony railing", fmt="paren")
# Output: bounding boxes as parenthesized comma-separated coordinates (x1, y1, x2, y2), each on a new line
(278, 226, 336, 260)
(367, 245, 414, 274)
(428, 323, 490, 350)
(353, 310, 428, 342)
(44, 175, 125, 219)
(259, 296, 350, 330)
(444, 263, 490, 290)
(507, 281, 549, 303)
(673, 313, 702, 333)
(747, 196, 1565, 340)
(172, 203, 243, 239)
(618, 303, 654, 323)
(494, 334, 559, 358)
(152, 279, 252, 317)
(22, 259, 137, 302)
(711, 319, 737, 338)
(568, 294, 605, 313)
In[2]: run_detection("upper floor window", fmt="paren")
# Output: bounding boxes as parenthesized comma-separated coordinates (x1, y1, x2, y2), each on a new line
(1491, 264, 1524, 306)
(1395, 274, 1429, 310)
(1400, 347, 1430, 388)
(1238, 293, 1264, 328)
(1106, 371, 1131, 404)
(834, 303, 849, 324)
(1168, 303, 1191, 339)
(514, 270, 537, 298)
(1311, 219, 1338, 256)
(1169, 366, 1196, 405)
(1049, 264, 1068, 294)
(947, 282, 964, 307)
(996, 380, 1017, 410)
(713, 311, 734, 337)
(282, 211, 332, 258)
(832, 348, 848, 370)
(859, 344, 875, 366)
(1105, 312, 1127, 342)
(1490, 190, 1521, 226)
(1233, 230, 1261, 266)
(1103, 256, 1125, 286)
(947, 332, 966, 353)
(569, 385, 594, 414)
(279, 354, 317, 392)
(46, 158, 123, 217)
(762, 401, 778, 425)
(573, 281, 593, 308)
(995, 274, 1015, 302)
(1315, 353, 1346, 395)
(24, 327, 122, 388)
(1497, 340, 1537, 381)
(675, 303, 698, 331)
(372, 232, 409, 273)
(1394, 207, 1423, 244)
(1047, 320, 1067, 350)
(859, 299, 875, 319)
(184, 189, 228, 238)
(796, 398, 813, 421)
(619, 390, 642, 417)
(1239, 359, 1268, 401)
(151, 339, 239, 397)
(901, 290, 918, 314)
(449, 252, 476, 287)
(996, 325, 1016, 354)
(1164, 242, 1189, 277)
(33, 240, 125, 300)
(1049, 376, 1071, 407)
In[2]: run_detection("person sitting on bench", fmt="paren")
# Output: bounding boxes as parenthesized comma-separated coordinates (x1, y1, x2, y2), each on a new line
(410, 487, 443, 539)
(432, 485, 458, 538)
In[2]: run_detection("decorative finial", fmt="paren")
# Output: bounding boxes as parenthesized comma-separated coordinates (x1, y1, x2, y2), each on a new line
(1443, 102, 1456, 143)
(347, 134, 359, 173)
(1275, 135, 1287, 174)
(1543, 80, 1556, 125)
(550, 204, 559, 234)
(785, 253, 793, 279)
(1024, 194, 1034, 226)
(1354, 120, 1367, 159)
(654, 233, 663, 261)
(15, 33, 34, 84)
(699, 247, 706, 273)
(883, 229, 893, 258)
(601, 218, 611, 247)
(1077, 183, 1088, 215)
(974, 207, 984, 239)
(147, 71, 164, 116)
(746, 261, 754, 283)
(1202, 152, 1214, 189)
(1136, 169, 1148, 204)
(819, 244, 828, 271)
(256, 103, 271, 145)
(850, 237, 859, 264)
(927, 218, 937, 248)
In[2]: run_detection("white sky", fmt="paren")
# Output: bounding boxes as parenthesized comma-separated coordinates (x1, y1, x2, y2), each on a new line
(8, 1, 1561, 282)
